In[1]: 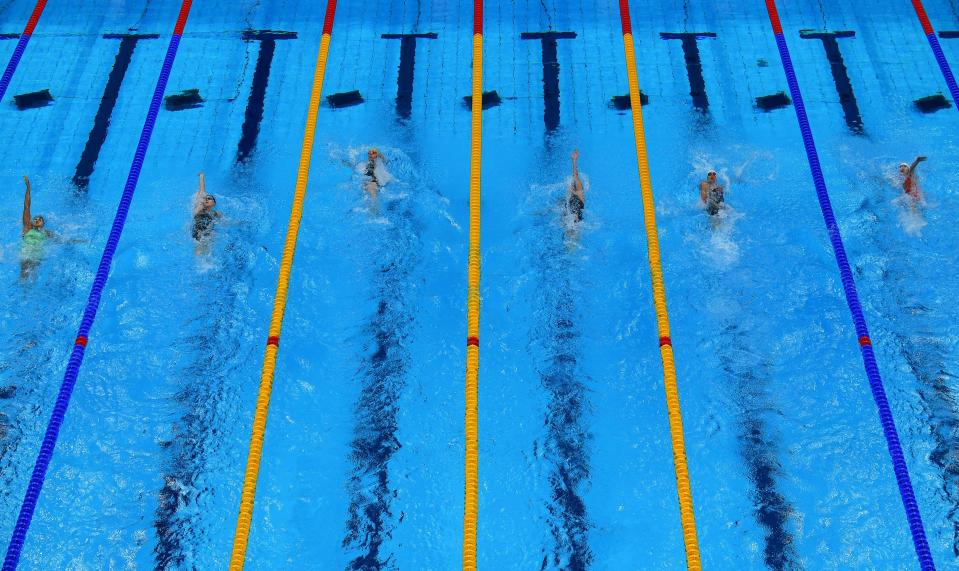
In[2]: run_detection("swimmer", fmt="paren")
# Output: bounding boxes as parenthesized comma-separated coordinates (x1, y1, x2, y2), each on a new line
(566, 150, 585, 222)
(191, 172, 220, 253)
(899, 156, 927, 202)
(699, 170, 725, 217)
(20, 176, 51, 280)
(363, 147, 387, 200)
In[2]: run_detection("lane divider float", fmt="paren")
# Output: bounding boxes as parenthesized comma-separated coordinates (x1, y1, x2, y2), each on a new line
(228, 2, 338, 569)
(462, 1, 483, 569)
(616, 2, 701, 568)
(0, 0, 47, 103)
(764, 2, 935, 569)
(2, 2, 194, 569)
(910, 0, 959, 108)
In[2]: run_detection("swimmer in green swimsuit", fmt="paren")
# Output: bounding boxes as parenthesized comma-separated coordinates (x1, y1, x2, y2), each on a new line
(20, 176, 52, 280)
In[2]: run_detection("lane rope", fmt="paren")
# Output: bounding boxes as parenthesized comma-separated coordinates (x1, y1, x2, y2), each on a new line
(2, 2, 194, 569)
(462, 1, 482, 569)
(616, 2, 701, 568)
(764, 3, 935, 569)
(910, 0, 959, 108)
(228, 2, 338, 568)
(0, 0, 47, 103)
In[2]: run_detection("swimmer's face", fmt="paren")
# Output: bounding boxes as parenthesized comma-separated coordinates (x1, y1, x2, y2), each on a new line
(899, 164, 909, 175)
(368, 149, 378, 161)
(707, 172, 717, 182)
(32, 216, 44, 229)
(204, 196, 216, 210)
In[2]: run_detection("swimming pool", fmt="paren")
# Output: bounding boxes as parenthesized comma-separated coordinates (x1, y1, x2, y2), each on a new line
(0, 0, 958, 568)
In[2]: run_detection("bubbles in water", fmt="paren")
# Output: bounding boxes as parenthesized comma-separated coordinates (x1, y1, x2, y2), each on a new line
(893, 195, 928, 237)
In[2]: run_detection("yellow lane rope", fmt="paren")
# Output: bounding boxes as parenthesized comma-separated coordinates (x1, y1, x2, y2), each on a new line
(620, 28, 702, 570)
(462, 4, 483, 569)
(229, 6, 337, 567)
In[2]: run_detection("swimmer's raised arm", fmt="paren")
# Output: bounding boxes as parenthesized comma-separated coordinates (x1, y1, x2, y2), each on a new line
(699, 180, 708, 203)
(909, 156, 927, 174)
(22, 176, 31, 235)
(192, 172, 206, 216)
(570, 150, 583, 196)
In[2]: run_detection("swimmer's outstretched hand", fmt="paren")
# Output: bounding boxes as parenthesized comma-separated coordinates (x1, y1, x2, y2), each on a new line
(916, 156, 927, 163)
(571, 149, 579, 161)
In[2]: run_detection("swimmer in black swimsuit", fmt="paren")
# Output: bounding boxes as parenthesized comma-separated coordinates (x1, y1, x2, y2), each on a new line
(567, 150, 585, 222)
(191, 172, 220, 254)
(699, 170, 724, 217)
(364, 147, 385, 199)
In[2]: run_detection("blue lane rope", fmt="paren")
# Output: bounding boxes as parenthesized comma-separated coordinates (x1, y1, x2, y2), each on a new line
(0, 36, 32, 103)
(763, 2, 935, 570)
(923, 35, 959, 105)
(910, 1, 959, 109)
(0, 1, 48, 103)
(2, 2, 193, 567)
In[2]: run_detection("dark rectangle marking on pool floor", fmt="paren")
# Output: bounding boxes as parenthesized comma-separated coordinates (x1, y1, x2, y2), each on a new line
(799, 30, 863, 134)
(381, 33, 437, 120)
(522, 31, 577, 132)
(660, 32, 717, 112)
(236, 30, 298, 164)
(73, 34, 160, 193)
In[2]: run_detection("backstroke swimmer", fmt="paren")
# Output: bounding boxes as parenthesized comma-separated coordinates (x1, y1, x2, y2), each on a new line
(363, 147, 388, 200)
(192, 172, 220, 255)
(566, 150, 585, 223)
(20, 176, 52, 281)
(699, 169, 725, 219)
(899, 156, 927, 204)
(361, 147, 393, 217)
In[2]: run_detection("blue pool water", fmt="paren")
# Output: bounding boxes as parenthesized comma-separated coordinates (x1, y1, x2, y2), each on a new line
(0, 0, 958, 568)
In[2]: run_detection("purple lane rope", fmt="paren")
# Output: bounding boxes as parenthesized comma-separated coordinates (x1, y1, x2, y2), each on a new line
(3, 2, 193, 568)
(0, 0, 48, 103)
(911, 0, 959, 109)
(764, 2, 935, 570)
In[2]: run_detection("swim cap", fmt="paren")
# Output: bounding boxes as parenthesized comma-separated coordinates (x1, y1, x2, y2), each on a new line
(899, 163, 909, 169)
(707, 170, 717, 175)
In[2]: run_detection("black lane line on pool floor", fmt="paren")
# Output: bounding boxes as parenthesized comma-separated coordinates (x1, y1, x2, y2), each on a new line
(537, 269, 593, 568)
(381, 32, 437, 121)
(799, 30, 864, 135)
(236, 30, 297, 164)
(660, 32, 716, 113)
(717, 324, 799, 571)
(73, 33, 159, 193)
(521, 31, 576, 133)
(342, 200, 418, 570)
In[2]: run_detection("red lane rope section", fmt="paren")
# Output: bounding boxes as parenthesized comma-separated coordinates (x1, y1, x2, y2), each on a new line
(766, 0, 784, 35)
(474, 1, 483, 34)
(910, 0, 959, 110)
(23, 0, 47, 36)
(911, 0, 935, 35)
(618, 0, 632, 35)
(172, 0, 190, 36)
(323, 0, 338, 35)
